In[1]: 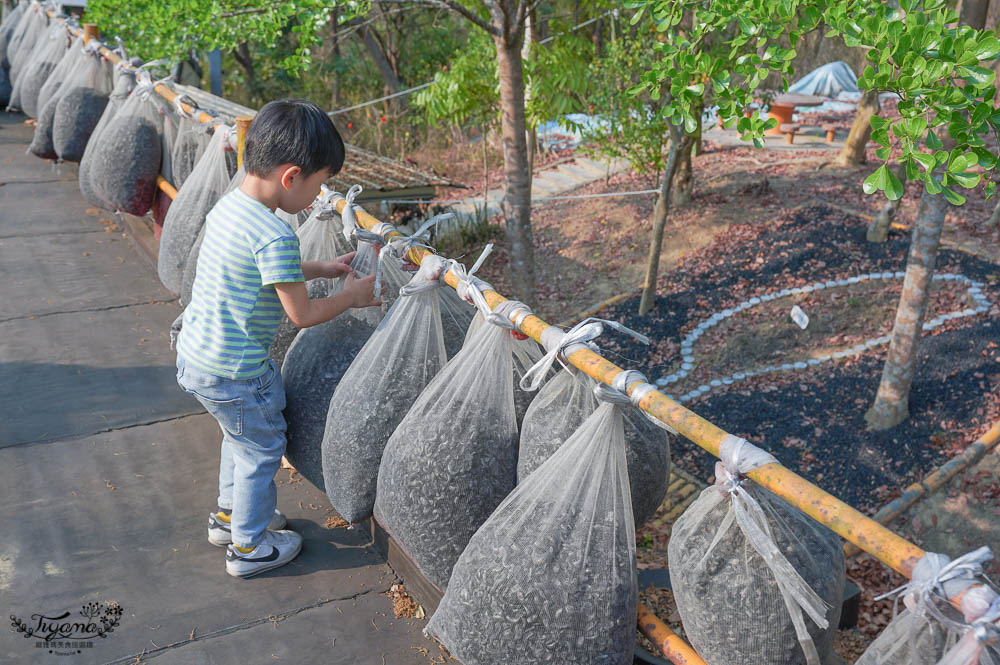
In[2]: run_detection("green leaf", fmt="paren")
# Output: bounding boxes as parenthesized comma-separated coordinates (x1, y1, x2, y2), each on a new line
(925, 130, 943, 150)
(875, 146, 892, 161)
(949, 171, 980, 189)
(863, 164, 889, 195)
(925, 176, 943, 195)
(885, 166, 904, 200)
(912, 152, 936, 172)
(942, 187, 966, 205)
(870, 115, 889, 130)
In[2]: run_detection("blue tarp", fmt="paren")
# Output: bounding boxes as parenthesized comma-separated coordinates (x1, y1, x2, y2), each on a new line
(788, 61, 859, 98)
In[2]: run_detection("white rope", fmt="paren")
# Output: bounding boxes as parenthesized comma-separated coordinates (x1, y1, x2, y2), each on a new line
(325, 10, 616, 117)
(592, 370, 679, 435)
(370, 189, 661, 206)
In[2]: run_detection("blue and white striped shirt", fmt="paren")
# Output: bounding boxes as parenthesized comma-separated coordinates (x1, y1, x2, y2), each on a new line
(177, 188, 304, 379)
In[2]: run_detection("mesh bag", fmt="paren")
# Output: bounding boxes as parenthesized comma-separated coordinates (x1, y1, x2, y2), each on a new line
(281, 247, 411, 487)
(158, 125, 234, 294)
(374, 276, 528, 588)
(171, 115, 211, 190)
(79, 65, 136, 207)
(0, 2, 25, 73)
(516, 321, 671, 527)
(425, 391, 638, 664)
(5, 3, 45, 86)
(32, 34, 80, 115)
(668, 436, 845, 665)
(11, 21, 68, 117)
(275, 207, 310, 231)
(35, 41, 112, 161)
(857, 549, 1000, 665)
(0, 66, 9, 106)
(321, 255, 452, 524)
(90, 70, 166, 215)
(271, 188, 353, 364)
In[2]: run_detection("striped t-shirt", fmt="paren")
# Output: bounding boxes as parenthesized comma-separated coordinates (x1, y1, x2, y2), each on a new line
(177, 188, 304, 379)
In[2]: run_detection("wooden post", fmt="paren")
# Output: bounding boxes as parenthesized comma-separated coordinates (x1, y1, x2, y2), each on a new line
(82, 24, 99, 44)
(235, 116, 253, 170)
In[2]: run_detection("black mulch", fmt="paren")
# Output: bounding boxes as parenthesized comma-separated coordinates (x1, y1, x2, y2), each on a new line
(596, 202, 1000, 511)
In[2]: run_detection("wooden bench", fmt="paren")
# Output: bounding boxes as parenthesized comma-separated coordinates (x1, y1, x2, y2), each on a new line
(780, 123, 801, 144)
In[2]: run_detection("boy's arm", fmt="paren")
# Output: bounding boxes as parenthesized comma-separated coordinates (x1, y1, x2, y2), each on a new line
(275, 273, 381, 328)
(301, 252, 356, 282)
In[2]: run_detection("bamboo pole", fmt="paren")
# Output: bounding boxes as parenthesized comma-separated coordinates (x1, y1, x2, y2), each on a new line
(235, 116, 252, 170)
(155, 175, 178, 199)
(638, 605, 706, 665)
(844, 421, 1000, 558)
(82, 23, 99, 44)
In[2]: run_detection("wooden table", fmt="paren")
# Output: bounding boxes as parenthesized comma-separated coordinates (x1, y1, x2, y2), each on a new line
(767, 92, 827, 135)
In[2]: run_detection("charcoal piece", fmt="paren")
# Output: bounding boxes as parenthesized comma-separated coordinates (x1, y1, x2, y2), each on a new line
(0, 66, 11, 109)
(374, 314, 520, 589)
(78, 68, 136, 208)
(425, 402, 637, 665)
(668, 472, 845, 665)
(281, 313, 376, 490)
(158, 128, 232, 294)
(53, 87, 109, 162)
(321, 259, 450, 524)
(91, 114, 161, 215)
(518, 369, 671, 527)
(27, 95, 57, 158)
(18, 59, 55, 117)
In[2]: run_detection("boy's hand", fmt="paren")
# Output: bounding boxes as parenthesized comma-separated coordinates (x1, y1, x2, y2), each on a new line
(323, 252, 356, 279)
(344, 272, 383, 309)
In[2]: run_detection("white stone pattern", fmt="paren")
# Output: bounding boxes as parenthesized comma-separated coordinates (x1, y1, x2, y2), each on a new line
(654, 273, 993, 404)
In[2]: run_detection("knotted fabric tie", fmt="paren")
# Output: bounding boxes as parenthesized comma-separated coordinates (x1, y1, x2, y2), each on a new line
(448, 243, 495, 317)
(398, 254, 448, 297)
(936, 589, 1000, 665)
(520, 318, 649, 392)
(714, 434, 829, 665)
(593, 370, 679, 435)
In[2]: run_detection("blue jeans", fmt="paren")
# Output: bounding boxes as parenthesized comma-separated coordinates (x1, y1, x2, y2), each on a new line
(176, 357, 287, 548)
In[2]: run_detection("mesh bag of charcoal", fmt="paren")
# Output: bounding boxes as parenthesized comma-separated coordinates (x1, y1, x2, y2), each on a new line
(157, 124, 235, 294)
(270, 186, 354, 363)
(10, 20, 68, 117)
(45, 41, 114, 162)
(90, 70, 167, 215)
(669, 435, 845, 665)
(321, 253, 454, 524)
(373, 255, 526, 589)
(425, 371, 644, 665)
(280, 220, 410, 491)
(79, 63, 137, 207)
(516, 318, 672, 528)
(170, 112, 211, 190)
(857, 547, 1000, 665)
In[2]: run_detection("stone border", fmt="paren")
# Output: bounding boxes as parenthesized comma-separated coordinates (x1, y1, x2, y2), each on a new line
(653, 272, 993, 404)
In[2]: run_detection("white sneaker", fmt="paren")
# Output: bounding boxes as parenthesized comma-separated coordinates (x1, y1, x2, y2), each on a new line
(207, 509, 288, 547)
(225, 529, 303, 578)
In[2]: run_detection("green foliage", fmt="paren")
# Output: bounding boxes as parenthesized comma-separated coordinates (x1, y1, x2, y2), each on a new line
(824, 0, 1000, 202)
(85, 0, 369, 74)
(625, 0, 821, 148)
(524, 33, 592, 128)
(579, 31, 674, 173)
(414, 30, 499, 130)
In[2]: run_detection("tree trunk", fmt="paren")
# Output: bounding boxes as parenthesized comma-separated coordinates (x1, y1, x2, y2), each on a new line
(493, 32, 536, 301)
(482, 126, 490, 219)
(639, 124, 685, 315)
(360, 25, 406, 109)
(959, 0, 990, 29)
(988, 199, 1000, 228)
(835, 89, 880, 166)
(865, 187, 950, 430)
(329, 8, 342, 107)
(867, 162, 906, 242)
(233, 42, 255, 89)
(592, 17, 605, 58)
(673, 104, 700, 205)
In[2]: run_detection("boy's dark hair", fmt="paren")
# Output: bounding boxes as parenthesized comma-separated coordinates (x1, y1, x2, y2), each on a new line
(243, 99, 345, 178)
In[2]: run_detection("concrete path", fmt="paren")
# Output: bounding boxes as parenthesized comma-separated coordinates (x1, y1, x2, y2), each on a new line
(0, 113, 436, 665)
(437, 155, 628, 233)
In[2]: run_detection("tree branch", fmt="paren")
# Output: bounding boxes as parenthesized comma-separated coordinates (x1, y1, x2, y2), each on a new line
(378, 0, 500, 35)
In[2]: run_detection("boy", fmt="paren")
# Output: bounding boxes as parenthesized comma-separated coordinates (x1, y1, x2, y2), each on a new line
(175, 99, 381, 578)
